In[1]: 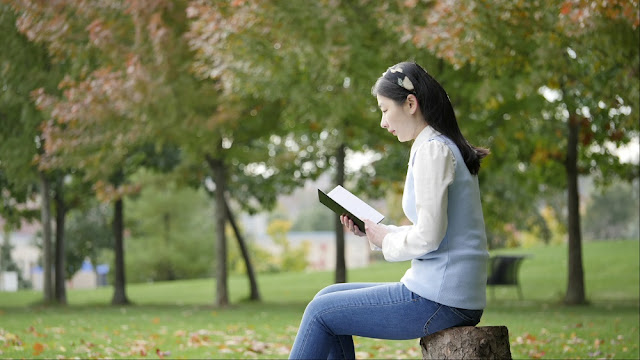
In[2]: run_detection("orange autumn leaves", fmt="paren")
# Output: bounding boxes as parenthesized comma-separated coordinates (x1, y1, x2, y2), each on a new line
(1, 323, 296, 358)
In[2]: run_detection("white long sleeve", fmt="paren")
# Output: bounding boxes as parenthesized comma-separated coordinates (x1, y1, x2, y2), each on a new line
(381, 133, 456, 262)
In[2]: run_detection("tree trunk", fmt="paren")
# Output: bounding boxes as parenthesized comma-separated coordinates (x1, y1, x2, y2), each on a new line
(564, 115, 586, 305)
(53, 181, 67, 305)
(334, 143, 346, 284)
(39, 171, 54, 303)
(111, 197, 130, 305)
(206, 154, 229, 307)
(420, 326, 512, 360)
(224, 196, 261, 301)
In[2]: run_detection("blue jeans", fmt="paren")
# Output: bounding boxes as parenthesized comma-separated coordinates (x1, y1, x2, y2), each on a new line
(289, 282, 483, 359)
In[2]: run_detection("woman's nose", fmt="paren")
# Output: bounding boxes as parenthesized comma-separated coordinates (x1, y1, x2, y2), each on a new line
(380, 118, 388, 128)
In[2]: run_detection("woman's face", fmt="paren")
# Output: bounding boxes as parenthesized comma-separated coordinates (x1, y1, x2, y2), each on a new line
(377, 95, 424, 142)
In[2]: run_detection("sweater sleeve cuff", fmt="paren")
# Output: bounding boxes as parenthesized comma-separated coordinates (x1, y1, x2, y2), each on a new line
(381, 231, 404, 262)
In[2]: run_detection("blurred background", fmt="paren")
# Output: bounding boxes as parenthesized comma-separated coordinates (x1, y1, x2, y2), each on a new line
(0, 0, 638, 308)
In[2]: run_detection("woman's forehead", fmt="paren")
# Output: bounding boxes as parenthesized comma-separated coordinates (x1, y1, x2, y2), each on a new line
(376, 95, 392, 107)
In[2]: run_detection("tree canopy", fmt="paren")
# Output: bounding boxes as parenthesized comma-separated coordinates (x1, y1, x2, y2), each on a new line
(1, 0, 637, 306)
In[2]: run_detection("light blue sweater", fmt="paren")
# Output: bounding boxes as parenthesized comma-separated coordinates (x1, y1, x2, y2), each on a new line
(400, 133, 489, 310)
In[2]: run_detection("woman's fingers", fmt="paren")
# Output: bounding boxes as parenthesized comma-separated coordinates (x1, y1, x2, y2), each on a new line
(340, 214, 365, 236)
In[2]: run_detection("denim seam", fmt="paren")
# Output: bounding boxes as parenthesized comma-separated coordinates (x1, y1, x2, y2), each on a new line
(337, 336, 348, 359)
(424, 304, 443, 335)
(449, 307, 475, 322)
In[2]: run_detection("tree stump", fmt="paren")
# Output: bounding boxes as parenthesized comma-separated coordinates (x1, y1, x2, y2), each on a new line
(420, 326, 512, 359)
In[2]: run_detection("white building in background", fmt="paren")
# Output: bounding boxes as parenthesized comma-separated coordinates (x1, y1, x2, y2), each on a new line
(68, 258, 97, 289)
(0, 271, 18, 291)
(0, 218, 40, 289)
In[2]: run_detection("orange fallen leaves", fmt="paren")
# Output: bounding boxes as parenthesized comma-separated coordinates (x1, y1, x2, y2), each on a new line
(32, 342, 44, 356)
(156, 348, 171, 358)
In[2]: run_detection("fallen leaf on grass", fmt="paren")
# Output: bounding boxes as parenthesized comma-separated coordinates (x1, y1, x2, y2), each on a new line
(248, 340, 267, 354)
(50, 327, 65, 335)
(128, 339, 150, 357)
(33, 342, 45, 356)
(28, 326, 47, 338)
(273, 344, 291, 355)
(588, 350, 602, 357)
(218, 344, 234, 354)
(188, 332, 212, 347)
(514, 333, 540, 345)
(594, 338, 604, 348)
(528, 349, 546, 359)
(0, 331, 23, 346)
(355, 351, 374, 358)
(567, 332, 586, 345)
(155, 348, 171, 358)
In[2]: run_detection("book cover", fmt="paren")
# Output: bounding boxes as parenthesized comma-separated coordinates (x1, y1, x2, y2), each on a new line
(317, 185, 384, 234)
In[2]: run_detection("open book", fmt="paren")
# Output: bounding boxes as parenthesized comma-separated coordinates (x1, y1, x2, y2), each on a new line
(318, 185, 385, 234)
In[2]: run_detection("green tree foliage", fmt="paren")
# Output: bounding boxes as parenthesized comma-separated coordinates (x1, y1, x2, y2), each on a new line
(0, 3, 69, 303)
(291, 204, 334, 232)
(583, 179, 640, 241)
(8, 0, 206, 305)
(5, 0, 637, 310)
(187, 0, 417, 283)
(227, 235, 278, 275)
(125, 170, 215, 283)
(383, 0, 639, 304)
(0, 5, 42, 200)
(64, 202, 113, 279)
(267, 219, 308, 272)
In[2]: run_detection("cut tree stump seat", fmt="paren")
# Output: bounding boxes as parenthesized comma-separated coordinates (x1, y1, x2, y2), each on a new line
(487, 254, 531, 300)
(420, 326, 512, 359)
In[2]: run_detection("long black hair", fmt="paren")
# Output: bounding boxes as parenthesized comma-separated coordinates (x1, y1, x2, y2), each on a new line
(372, 61, 489, 175)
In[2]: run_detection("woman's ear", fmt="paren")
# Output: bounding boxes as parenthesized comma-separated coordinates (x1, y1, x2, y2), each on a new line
(406, 94, 419, 115)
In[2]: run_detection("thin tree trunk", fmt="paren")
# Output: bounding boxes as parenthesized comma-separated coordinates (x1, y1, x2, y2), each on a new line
(39, 171, 54, 303)
(564, 115, 586, 305)
(54, 181, 67, 305)
(206, 153, 229, 307)
(224, 196, 261, 301)
(111, 197, 130, 305)
(334, 143, 346, 284)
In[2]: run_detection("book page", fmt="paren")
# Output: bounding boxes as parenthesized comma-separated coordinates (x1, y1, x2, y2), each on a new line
(327, 185, 384, 224)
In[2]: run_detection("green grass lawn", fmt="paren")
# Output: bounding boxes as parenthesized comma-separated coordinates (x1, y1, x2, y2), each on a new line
(1, 240, 638, 359)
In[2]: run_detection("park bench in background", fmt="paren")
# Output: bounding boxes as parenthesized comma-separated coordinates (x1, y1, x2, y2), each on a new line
(486, 254, 531, 300)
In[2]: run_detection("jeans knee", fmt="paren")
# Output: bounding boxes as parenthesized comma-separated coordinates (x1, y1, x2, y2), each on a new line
(301, 297, 332, 332)
(314, 284, 342, 299)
